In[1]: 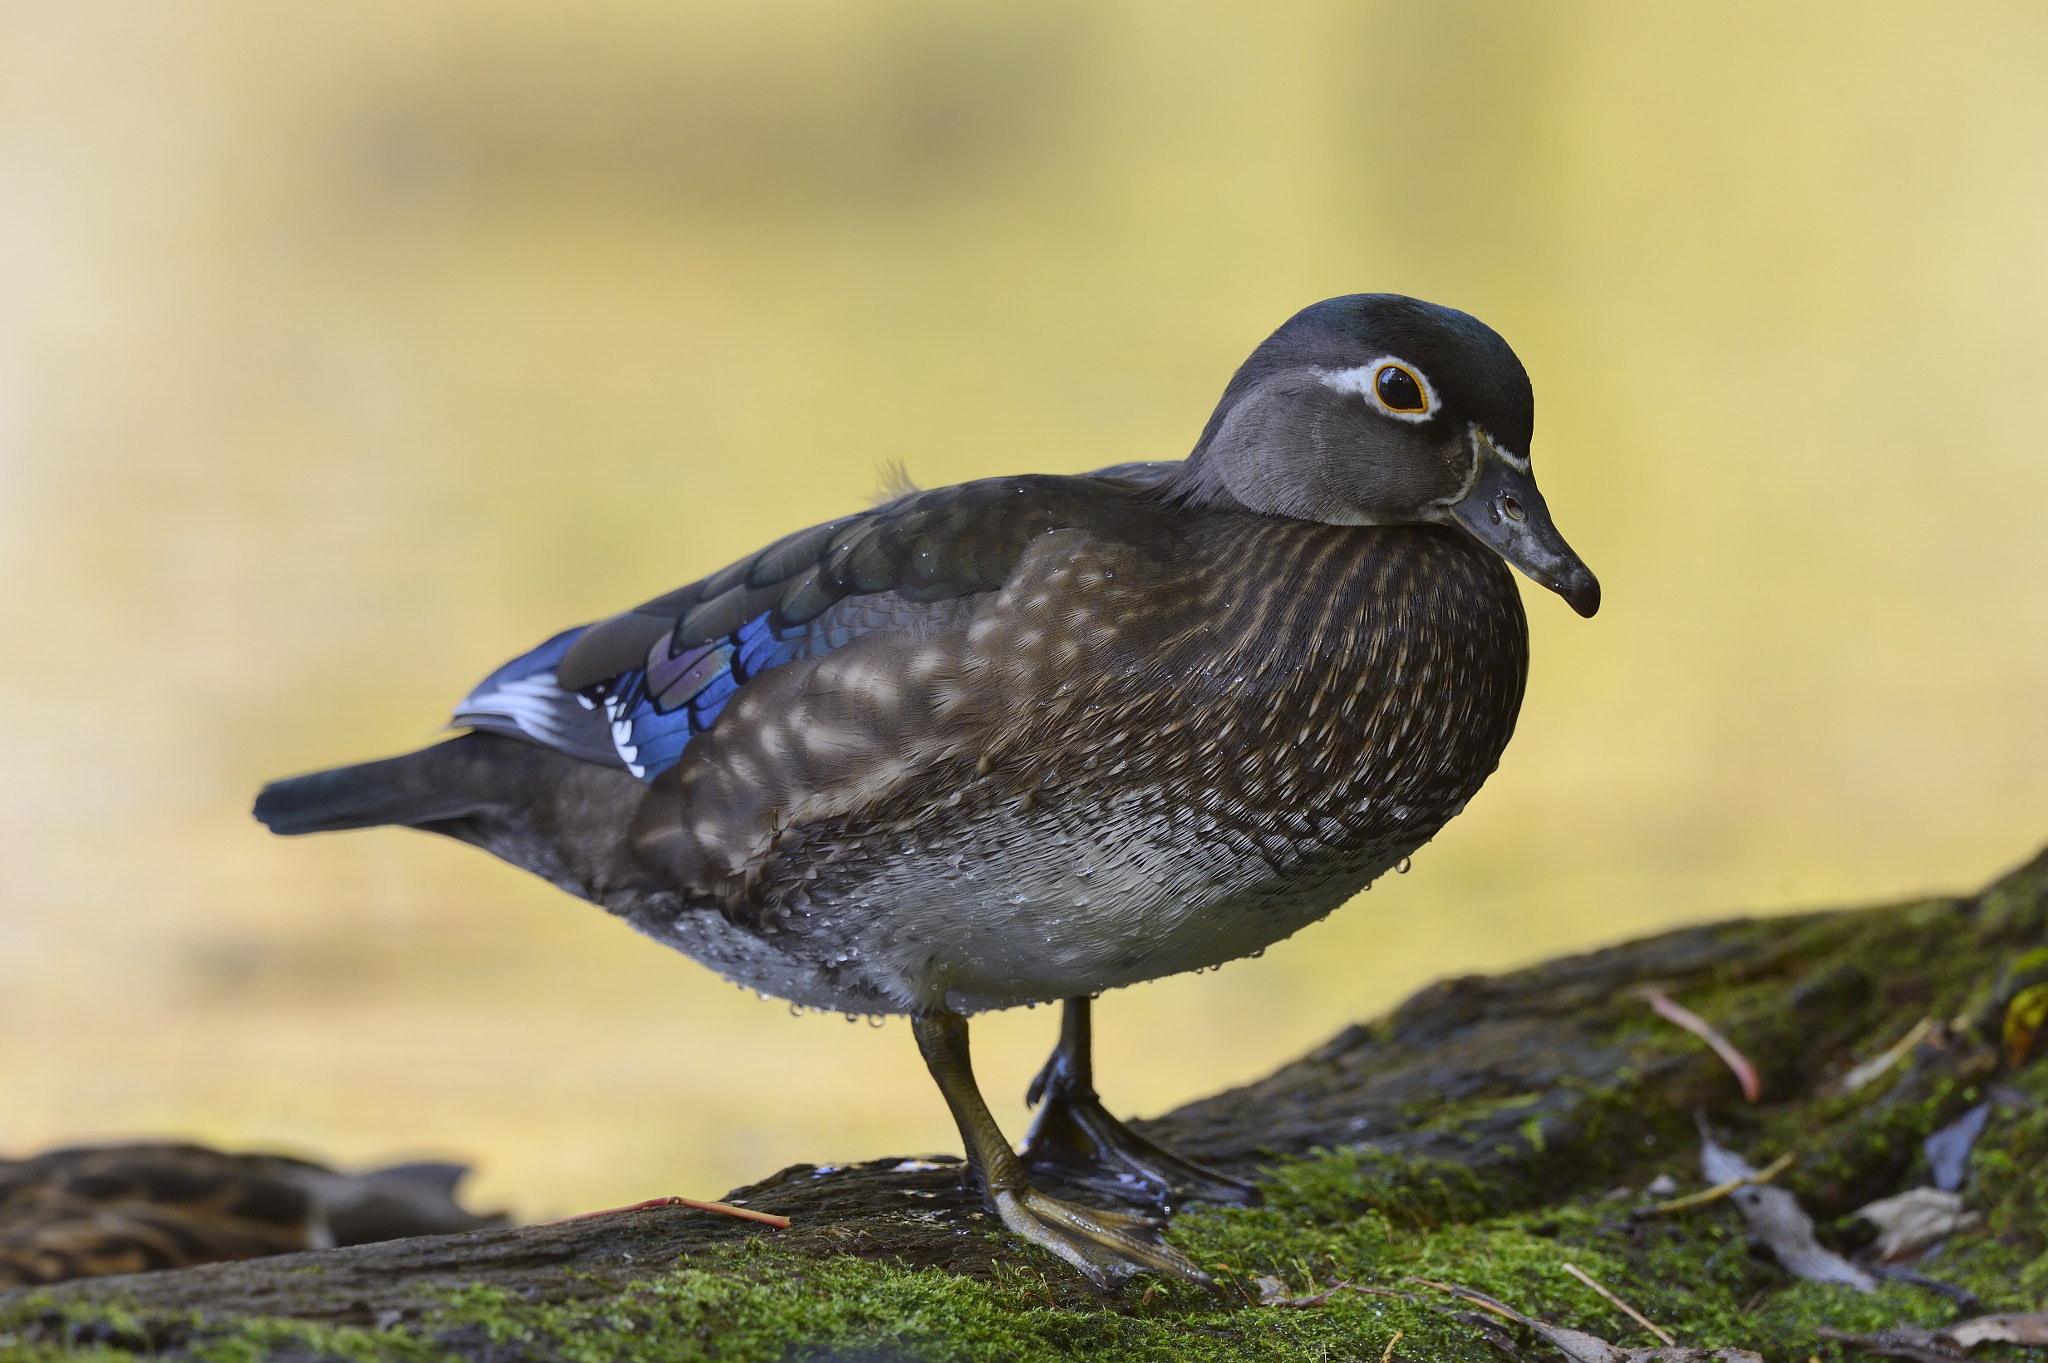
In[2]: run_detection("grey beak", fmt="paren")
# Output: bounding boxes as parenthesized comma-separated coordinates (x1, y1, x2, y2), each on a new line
(1448, 441, 1600, 618)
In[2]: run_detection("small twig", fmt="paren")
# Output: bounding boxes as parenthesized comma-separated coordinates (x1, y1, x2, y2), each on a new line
(1380, 1329, 1406, 1363)
(1347, 1283, 1424, 1302)
(1866, 1263, 1982, 1311)
(1633, 986, 1761, 1101)
(1636, 1152, 1794, 1215)
(1408, 1278, 1533, 1326)
(545, 1195, 791, 1229)
(1839, 1017, 1935, 1093)
(1562, 1262, 1675, 1346)
(1815, 1325, 1969, 1363)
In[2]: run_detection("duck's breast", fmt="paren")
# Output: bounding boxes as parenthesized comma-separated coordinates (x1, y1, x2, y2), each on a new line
(638, 515, 1527, 1012)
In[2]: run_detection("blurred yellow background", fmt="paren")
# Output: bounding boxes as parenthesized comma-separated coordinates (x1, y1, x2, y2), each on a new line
(2, 2, 2046, 1220)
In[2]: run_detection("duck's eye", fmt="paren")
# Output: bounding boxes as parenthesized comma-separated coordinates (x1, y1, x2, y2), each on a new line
(1374, 364, 1427, 413)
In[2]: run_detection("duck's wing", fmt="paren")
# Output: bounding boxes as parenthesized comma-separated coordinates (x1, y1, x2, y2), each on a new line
(451, 626, 621, 767)
(457, 468, 1173, 782)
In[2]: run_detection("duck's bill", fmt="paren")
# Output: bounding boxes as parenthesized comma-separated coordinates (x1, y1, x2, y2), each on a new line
(1448, 454, 1600, 618)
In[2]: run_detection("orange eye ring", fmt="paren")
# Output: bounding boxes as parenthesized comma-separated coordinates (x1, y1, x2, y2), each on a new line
(1373, 363, 1429, 413)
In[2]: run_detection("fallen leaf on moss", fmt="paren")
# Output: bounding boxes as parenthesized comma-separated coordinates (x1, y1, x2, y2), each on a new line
(1922, 1102, 1991, 1191)
(1946, 1312, 2048, 1347)
(1817, 1315, 2048, 1362)
(1852, 1187, 1980, 1261)
(1778, 1314, 2048, 1363)
(1991, 947, 2048, 1067)
(1700, 1131, 1874, 1291)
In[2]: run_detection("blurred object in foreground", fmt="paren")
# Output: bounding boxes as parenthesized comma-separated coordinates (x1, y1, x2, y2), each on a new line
(0, 1143, 506, 1286)
(1979, 946, 2048, 1070)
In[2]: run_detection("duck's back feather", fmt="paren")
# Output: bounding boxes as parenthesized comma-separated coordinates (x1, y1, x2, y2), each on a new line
(463, 468, 1180, 781)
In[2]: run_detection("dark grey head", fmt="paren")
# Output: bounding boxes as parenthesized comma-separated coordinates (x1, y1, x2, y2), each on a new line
(1163, 294, 1599, 616)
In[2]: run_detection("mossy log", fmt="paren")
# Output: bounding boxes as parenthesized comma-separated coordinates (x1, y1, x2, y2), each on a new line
(5, 847, 2046, 1361)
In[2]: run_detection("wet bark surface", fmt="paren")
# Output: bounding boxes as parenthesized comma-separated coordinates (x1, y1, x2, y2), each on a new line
(10, 845, 2043, 1330)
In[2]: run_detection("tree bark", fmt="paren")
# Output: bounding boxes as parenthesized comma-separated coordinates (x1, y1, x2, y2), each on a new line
(11, 843, 2044, 1329)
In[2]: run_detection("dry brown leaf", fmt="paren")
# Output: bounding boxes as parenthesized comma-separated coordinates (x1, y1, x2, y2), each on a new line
(1852, 1187, 1981, 1261)
(1829, 1312, 2048, 1360)
(1946, 1312, 2048, 1347)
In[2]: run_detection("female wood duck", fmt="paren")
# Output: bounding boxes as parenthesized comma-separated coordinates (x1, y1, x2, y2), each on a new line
(255, 294, 1598, 1289)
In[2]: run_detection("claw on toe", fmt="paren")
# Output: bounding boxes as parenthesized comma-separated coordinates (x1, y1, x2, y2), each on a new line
(992, 1187, 1213, 1291)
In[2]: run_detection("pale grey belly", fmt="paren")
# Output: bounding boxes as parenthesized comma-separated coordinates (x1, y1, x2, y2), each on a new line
(613, 793, 1425, 1015)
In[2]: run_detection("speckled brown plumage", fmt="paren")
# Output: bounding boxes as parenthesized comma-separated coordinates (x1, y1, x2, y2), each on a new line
(0, 1144, 507, 1287)
(0, 1145, 316, 1287)
(628, 513, 1525, 1013)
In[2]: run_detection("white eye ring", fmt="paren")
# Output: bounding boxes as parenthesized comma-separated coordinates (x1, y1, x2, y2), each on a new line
(1319, 356, 1441, 424)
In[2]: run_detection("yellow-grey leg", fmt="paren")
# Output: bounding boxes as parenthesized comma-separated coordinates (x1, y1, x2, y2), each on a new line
(911, 1009, 1213, 1291)
(1021, 997, 1261, 1211)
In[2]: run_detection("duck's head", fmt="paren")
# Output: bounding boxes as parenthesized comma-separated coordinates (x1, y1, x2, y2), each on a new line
(1166, 293, 1599, 617)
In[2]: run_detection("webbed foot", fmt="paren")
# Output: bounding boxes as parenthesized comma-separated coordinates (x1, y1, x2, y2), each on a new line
(911, 1007, 1216, 1293)
(1021, 1082, 1262, 1210)
(991, 1185, 1212, 1290)
(1021, 997, 1262, 1211)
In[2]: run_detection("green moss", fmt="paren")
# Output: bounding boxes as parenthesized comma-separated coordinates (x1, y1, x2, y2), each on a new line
(8, 864, 2048, 1361)
(7, 1129, 2040, 1363)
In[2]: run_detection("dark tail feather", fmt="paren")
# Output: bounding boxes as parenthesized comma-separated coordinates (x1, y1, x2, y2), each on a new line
(254, 734, 651, 903)
(253, 744, 494, 835)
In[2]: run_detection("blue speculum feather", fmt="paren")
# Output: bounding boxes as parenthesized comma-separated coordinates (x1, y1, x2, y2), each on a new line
(587, 611, 809, 781)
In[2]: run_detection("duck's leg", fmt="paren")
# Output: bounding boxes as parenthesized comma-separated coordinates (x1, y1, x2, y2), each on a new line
(1019, 997, 1261, 1210)
(911, 1009, 1212, 1290)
